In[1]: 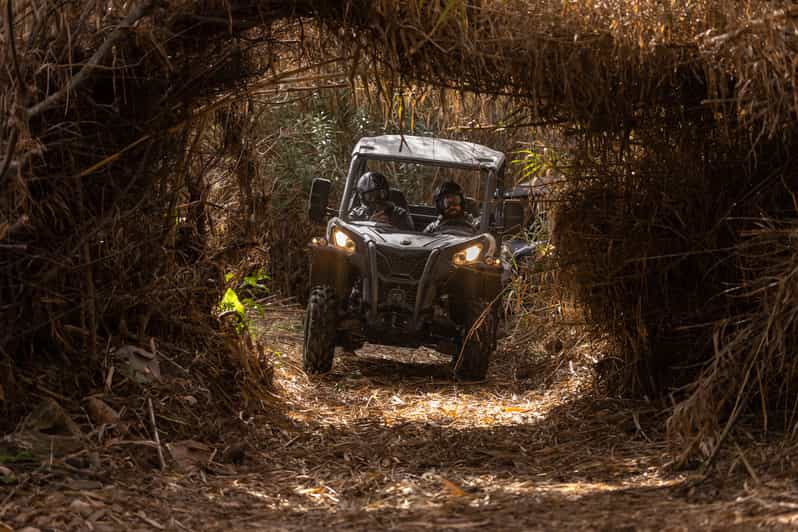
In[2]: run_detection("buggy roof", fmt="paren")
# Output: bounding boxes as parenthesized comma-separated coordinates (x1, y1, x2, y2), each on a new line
(352, 135, 505, 171)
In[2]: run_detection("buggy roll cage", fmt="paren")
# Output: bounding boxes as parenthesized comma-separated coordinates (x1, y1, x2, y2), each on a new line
(338, 135, 507, 233)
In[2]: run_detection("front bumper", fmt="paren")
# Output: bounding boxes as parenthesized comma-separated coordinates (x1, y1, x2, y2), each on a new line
(309, 240, 502, 335)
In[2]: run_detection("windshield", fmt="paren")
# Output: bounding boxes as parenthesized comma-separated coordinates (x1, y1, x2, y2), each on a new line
(348, 160, 491, 216)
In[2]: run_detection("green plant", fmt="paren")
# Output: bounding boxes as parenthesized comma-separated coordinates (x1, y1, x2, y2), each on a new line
(218, 270, 271, 334)
(218, 286, 246, 332)
(0, 449, 34, 464)
(510, 148, 546, 187)
(242, 268, 270, 290)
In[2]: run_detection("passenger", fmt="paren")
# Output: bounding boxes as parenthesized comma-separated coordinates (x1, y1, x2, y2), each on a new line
(423, 181, 477, 235)
(348, 171, 414, 231)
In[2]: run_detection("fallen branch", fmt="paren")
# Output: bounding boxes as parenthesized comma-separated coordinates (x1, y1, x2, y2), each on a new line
(148, 397, 166, 471)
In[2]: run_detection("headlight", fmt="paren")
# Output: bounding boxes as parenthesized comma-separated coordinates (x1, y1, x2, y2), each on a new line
(332, 227, 356, 254)
(453, 243, 483, 265)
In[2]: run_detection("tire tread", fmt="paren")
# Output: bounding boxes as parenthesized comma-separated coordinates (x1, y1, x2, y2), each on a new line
(303, 285, 337, 374)
(453, 300, 496, 380)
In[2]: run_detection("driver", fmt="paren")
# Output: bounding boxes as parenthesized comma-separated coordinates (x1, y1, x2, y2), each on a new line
(423, 181, 477, 234)
(348, 171, 414, 231)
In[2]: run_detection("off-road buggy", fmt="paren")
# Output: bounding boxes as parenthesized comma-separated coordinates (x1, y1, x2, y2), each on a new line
(304, 135, 524, 380)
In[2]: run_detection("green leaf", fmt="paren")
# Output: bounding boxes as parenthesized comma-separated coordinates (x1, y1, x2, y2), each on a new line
(429, 0, 462, 38)
(219, 288, 245, 318)
(0, 450, 34, 463)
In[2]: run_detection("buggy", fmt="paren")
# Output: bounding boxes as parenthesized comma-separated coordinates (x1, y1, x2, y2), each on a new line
(304, 135, 524, 380)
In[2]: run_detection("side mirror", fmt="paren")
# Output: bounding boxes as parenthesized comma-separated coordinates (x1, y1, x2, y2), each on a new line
(503, 199, 524, 233)
(308, 178, 332, 223)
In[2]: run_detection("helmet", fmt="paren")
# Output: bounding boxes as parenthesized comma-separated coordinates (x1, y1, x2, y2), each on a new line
(434, 181, 465, 218)
(356, 171, 390, 208)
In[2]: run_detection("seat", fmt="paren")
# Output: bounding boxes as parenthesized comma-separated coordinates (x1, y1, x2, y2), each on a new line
(389, 189, 409, 211)
(464, 196, 481, 217)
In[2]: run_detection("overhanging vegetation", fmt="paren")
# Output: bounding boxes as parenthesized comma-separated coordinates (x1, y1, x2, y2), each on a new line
(2, 1, 798, 464)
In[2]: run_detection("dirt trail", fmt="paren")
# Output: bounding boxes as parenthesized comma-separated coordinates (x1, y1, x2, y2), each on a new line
(4, 313, 798, 531)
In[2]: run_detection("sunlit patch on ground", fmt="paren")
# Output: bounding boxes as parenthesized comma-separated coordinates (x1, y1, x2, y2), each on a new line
(210, 312, 797, 530)
(5, 310, 797, 531)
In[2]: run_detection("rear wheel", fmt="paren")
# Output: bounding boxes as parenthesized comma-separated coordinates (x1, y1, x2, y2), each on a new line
(453, 300, 496, 381)
(303, 285, 338, 374)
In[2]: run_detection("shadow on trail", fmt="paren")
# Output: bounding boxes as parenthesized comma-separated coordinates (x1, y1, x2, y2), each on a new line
(204, 394, 771, 531)
(298, 394, 667, 484)
(348, 351, 453, 380)
(224, 333, 783, 530)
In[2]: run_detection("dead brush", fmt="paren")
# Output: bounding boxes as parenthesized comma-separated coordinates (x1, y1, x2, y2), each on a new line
(500, 243, 592, 386)
(220, 322, 278, 410)
(667, 216, 798, 465)
(552, 126, 798, 455)
(324, 0, 798, 456)
(0, 0, 336, 430)
(2, 0, 798, 458)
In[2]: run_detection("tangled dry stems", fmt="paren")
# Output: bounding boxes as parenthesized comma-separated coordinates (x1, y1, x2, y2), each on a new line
(0, 1, 323, 426)
(2, 0, 798, 460)
(329, 0, 798, 459)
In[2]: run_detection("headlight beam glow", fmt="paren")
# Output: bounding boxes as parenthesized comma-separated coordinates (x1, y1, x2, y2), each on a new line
(464, 244, 482, 262)
(332, 227, 356, 253)
(453, 243, 483, 265)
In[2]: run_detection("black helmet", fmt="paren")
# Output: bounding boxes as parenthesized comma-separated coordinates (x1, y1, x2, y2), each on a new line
(434, 181, 465, 218)
(357, 171, 390, 208)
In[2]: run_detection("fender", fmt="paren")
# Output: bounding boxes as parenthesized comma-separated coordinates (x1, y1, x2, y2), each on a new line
(309, 246, 355, 299)
(445, 264, 503, 301)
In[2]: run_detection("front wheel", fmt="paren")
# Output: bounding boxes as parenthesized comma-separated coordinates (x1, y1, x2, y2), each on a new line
(452, 300, 497, 381)
(303, 285, 338, 374)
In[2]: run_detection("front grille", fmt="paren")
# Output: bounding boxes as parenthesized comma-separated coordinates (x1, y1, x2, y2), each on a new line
(375, 246, 431, 280)
(379, 281, 417, 309)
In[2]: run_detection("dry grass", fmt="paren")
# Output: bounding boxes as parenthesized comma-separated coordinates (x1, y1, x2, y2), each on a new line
(6, 311, 798, 530)
(3, 0, 798, 460)
(317, 0, 798, 458)
(0, 1, 331, 427)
